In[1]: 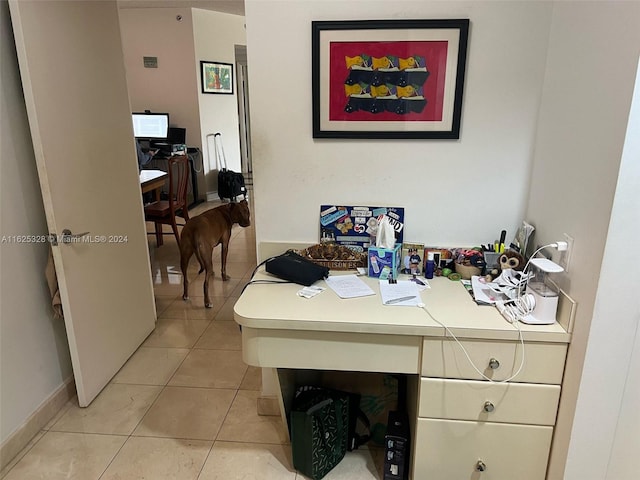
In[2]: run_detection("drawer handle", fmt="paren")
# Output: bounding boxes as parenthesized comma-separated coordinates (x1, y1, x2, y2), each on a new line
(488, 358, 500, 370)
(483, 401, 495, 413)
(476, 460, 487, 472)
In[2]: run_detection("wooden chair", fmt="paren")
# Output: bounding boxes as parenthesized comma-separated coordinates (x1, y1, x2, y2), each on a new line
(144, 155, 190, 247)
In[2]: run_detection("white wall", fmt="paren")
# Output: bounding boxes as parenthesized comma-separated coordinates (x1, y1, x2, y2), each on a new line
(564, 56, 640, 480)
(193, 9, 246, 195)
(0, 0, 72, 451)
(524, 3, 640, 478)
(245, 0, 553, 250)
(119, 7, 203, 194)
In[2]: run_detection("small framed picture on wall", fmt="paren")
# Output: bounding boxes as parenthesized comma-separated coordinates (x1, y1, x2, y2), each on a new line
(200, 61, 234, 94)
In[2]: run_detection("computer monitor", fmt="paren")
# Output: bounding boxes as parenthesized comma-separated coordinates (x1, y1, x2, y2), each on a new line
(132, 112, 169, 140)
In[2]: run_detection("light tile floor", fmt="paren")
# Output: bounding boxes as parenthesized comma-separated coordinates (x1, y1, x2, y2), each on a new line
(1, 195, 384, 480)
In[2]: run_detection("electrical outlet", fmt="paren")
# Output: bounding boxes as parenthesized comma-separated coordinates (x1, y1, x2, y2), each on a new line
(558, 233, 574, 272)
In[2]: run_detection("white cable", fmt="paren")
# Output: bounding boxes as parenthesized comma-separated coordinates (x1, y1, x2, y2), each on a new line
(497, 242, 559, 322)
(419, 303, 526, 383)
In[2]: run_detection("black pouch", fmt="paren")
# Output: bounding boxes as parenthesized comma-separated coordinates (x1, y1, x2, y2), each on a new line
(265, 251, 329, 286)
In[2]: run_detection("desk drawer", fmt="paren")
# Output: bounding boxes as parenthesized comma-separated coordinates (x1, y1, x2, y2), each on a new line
(413, 418, 552, 480)
(418, 378, 560, 426)
(421, 338, 567, 384)
(242, 327, 421, 373)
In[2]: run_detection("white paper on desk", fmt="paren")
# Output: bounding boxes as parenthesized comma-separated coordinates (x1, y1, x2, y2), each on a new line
(379, 280, 421, 306)
(471, 275, 507, 304)
(325, 275, 376, 299)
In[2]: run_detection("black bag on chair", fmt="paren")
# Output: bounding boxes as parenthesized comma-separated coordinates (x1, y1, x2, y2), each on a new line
(213, 132, 246, 201)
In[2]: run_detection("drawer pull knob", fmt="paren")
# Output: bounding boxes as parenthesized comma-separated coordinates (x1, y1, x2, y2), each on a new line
(483, 401, 495, 413)
(488, 358, 500, 370)
(476, 460, 487, 472)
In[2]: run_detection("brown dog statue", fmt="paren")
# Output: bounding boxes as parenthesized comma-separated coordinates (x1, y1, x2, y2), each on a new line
(180, 200, 251, 308)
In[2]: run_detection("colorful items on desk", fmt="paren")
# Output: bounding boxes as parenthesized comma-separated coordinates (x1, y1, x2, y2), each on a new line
(483, 229, 507, 253)
(482, 243, 505, 253)
(452, 248, 485, 280)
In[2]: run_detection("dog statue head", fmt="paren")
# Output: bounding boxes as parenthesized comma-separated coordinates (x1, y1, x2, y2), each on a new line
(230, 199, 251, 227)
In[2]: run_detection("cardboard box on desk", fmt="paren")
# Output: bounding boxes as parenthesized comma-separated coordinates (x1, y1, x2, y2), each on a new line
(368, 244, 401, 279)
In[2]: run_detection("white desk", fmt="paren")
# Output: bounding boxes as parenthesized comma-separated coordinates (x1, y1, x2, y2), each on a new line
(139, 169, 167, 200)
(234, 270, 571, 479)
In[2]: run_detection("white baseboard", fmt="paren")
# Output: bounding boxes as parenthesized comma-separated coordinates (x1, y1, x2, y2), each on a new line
(206, 191, 218, 202)
(0, 377, 75, 471)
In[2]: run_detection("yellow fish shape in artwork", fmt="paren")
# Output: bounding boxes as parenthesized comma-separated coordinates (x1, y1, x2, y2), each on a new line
(345, 84, 365, 96)
(399, 57, 418, 70)
(372, 56, 392, 70)
(345, 56, 365, 69)
(370, 85, 391, 97)
(396, 85, 417, 98)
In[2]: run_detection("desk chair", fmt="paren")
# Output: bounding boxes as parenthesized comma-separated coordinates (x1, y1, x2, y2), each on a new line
(144, 155, 190, 247)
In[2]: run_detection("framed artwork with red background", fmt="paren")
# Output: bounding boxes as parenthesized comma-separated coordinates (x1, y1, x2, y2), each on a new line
(312, 19, 469, 139)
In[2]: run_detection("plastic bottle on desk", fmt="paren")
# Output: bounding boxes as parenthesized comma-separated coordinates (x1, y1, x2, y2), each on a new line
(425, 252, 435, 279)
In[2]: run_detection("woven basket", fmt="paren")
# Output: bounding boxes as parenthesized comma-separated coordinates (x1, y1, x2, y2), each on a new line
(295, 245, 366, 271)
(301, 257, 365, 271)
(454, 262, 482, 280)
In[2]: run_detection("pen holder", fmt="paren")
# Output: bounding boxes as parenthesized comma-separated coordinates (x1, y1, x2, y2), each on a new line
(484, 252, 501, 271)
(454, 262, 482, 280)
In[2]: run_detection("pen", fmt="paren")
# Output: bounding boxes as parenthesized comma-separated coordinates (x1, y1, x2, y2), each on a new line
(385, 295, 417, 305)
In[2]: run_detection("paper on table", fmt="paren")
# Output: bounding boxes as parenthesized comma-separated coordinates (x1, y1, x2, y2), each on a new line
(470, 275, 508, 304)
(379, 280, 421, 306)
(325, 275, 376, 299)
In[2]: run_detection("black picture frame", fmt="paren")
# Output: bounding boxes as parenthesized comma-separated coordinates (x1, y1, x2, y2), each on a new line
(312, 19, 469, 139)
(200, 60, 234, 95)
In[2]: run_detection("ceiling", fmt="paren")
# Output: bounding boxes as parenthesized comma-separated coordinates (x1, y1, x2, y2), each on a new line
(117, 0, 245, 16)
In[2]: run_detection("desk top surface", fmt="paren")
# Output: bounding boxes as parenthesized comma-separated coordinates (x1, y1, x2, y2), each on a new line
(234, 271, 570, 343)
(139, 169, 167, 184)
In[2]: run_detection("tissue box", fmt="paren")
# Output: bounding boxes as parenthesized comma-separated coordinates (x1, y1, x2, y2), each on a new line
(368, 244, 401, 279)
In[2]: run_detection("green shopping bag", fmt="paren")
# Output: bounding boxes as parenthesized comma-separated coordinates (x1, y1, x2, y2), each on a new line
(290, 387, 349, 480)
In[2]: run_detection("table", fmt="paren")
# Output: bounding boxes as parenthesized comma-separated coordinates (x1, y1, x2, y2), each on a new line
(234, 265, 572, 479)
(139, 169, 167, 201)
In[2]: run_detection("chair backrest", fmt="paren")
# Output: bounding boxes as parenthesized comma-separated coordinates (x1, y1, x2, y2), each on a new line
(167, 155, 190, 215)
